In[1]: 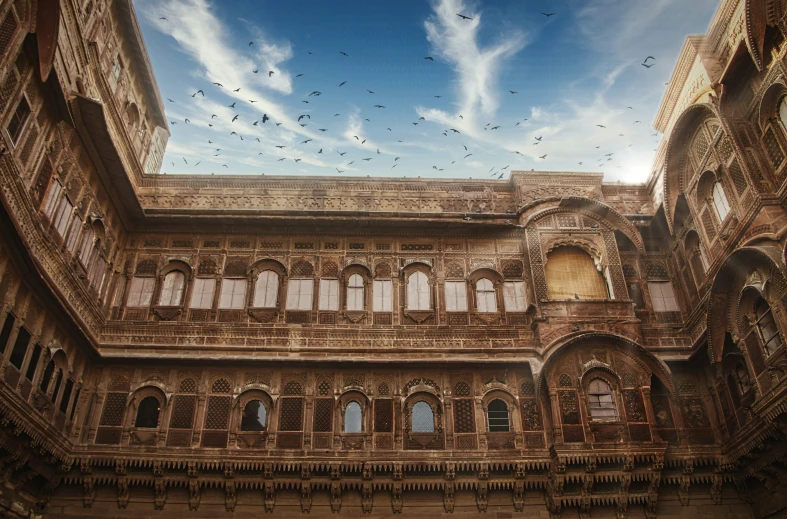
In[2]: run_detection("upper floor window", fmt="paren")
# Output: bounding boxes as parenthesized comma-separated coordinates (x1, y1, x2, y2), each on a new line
(134, 396, 160, 428)
(7, 96, 31, 145)
(503, 281, 527, 311)
(127, 277, 155, 307)
(711, 181, 730, 222)
(318, 279, 339, 311)
(241, 400, 267, 431)
(286, 279, 313, 310)
(159, 271, 185, 306)
(411, 401, 434, 433)
(648, 281, 680, 312)
(406, 271, 430, 310)
(346, 274, 364, 311)
(444, 281, 468, 312)
(545, 246, 608, 300)
(219, 278, 246, 309)
(587, 379, 617, 421)
(344, 401, 362, 433)
(190, 278, 216, 309)
(755, 296, 783, 356)
(373, 279, 393, 312)
(112, 55, 123, 79)
(253, 270, 279, 308)
(487, 399, 510, 432)
(732, 362, 751, 395)
(779, 96, 787, 133)
(475, 278, 497, 313)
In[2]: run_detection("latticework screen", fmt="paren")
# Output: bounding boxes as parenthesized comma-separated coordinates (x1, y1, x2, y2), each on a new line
(169, 395, 196, 429)
(279, 397, 303, 431)
(374, 399, 393, 433)
(313, 398, 333, 432)
(203, 396, 231, 430)
(453, 399, 475, 433)
(99, 392, 127, 426)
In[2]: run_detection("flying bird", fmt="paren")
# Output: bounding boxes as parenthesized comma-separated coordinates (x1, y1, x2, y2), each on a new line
(435, 95, 442, 98)
(184, 118, 190, 123)
(596, 124, 606, 128)
(456, 13, 473, 20)
(275, 145, 286, 148)
(212, 83, 223, 87)
(643, 56, 656, 62)
(318, 128, 327, 132)
(367, 90, 375, 94)
(159, 17, 168, 20)
(339, 81, 347, 86)
(233, 88, 241, 92)
(339, 51, 349, 56)
(374, 105, 385, 108)
(338, 152, 347, 156)
(192, 89, 204, 97)
(309, 91, 322, 96)
(248, 41, 254, 46)
(249, 100, 257, 103)
(509, 91, 518, 94)
(211, 114, 217, 119)
(253, 69, 258, 74)
(253, 121, 259, 126)
(539, 154, 547, 159)
(294, 158, 301, 162)
(641, 62, 654, 68)
(229, 102, 236, 108)
(362, 158, 372, 161)
(232, 114, 239, 122)
(336, 168, 344, 173)
(262, 114, 269, 123)
(318, 149, 323, 154)
(167, 98, 175, 103)
(296, 74, 304, 77)
(464, 154, 472, 158)
(425, 56, 434, 61)
(541, 12, 557, 17)
(298, 115, 310, 121)
(268, 71, 274, 77)
(301, 139, 312, 144)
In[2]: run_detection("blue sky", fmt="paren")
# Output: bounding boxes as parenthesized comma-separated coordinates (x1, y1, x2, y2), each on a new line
(135, 0, 719, 182)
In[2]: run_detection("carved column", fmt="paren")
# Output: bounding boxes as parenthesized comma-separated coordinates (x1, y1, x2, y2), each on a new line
(549, 388, 563, 444)
(640, 385, 662, 442)
(191, 394, 207, 446)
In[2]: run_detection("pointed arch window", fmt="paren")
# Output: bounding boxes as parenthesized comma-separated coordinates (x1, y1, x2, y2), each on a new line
(487, 399, 510, 432)
(476, 278, 497, 312)
(344, 401, 362, 433)
(732, 362, 751, 395)
(159, 271, 185, 306)
(755, 296, 783, 356)
(241, 400, 268, 431)
(711, 181, 730, 222)
(411, 401, 435, 433)
(134, 396, 161, 428)
(346, 274, 364, 311)
(253, 270, 279, 308)
(587, 379, 617, 420)
(406, 271, 430, 310)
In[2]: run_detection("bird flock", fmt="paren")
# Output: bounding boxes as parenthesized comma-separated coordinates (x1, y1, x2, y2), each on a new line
(158, 11, 662, 177)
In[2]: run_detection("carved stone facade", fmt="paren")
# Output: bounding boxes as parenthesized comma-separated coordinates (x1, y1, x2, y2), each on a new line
(1, 0, 787, 517)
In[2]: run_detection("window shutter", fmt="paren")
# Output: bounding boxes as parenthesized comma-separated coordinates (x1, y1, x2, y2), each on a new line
(504, 282, 526, 311)
(287, 280, 313, 310)
(219, 279, 235, 308)
(286, 280, 300, 309)
(319, 279, 339, 310)
(54, 199, 73, 237)
(713, 182, 730, 221)
(476, 279, 496, 312)
(140, 278, 155, 306)
(127, 278, 143, 307)
(445, 281, 457, 312)
(374, 280, 392, 311)
(347, 274, 364, 311)
(190, 278, 216, 309)
(254, 271, 279, 308)
(417, 274, 430, 310)
(43, 181, 62, 218)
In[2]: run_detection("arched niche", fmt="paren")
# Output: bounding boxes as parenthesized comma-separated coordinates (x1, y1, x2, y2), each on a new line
(663, 103, 721, 235)
(706, 245, 787, 365)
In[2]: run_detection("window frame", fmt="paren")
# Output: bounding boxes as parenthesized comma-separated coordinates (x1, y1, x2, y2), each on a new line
(218, 278, 247, 309)
(189, 278, 216, 309)
(711, 180, 731, 223)
(486, 399, 511, 432)
(755, 296, 783, 357)
(475, 278, 498, 313)
(343, 400, 363, 433)
(406, 270, 431, 311)
(586, 378, 618, 422)
(346, 273, 365, 311)
(158, 270, 186, 307)
(444, 280, 468, 312)
(373, 279, 393, 312)
(286, 278, 314, 311)
(503, 281, 527, 312)
(7, 94, 31, 146)
(647, 280, 680, 313)
(253, 269, 280, 308)
(126, 276, 156, 307)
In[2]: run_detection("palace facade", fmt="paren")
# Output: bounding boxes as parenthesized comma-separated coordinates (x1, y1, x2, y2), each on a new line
(0, 0, 787, 517)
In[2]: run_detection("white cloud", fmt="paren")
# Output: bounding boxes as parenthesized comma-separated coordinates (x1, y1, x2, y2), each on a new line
(419, 0, 526, 133)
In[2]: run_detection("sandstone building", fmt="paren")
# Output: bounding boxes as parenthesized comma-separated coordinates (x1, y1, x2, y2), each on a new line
(0, 0, 786, 517)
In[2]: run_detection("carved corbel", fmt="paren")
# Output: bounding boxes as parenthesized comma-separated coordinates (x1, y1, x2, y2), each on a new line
(476, 464, 489, 512)
(116, 477, 129, 509)
(330, 463, 342, 512)
(82, 475, 94, 508)
(362, 463, 374, 513)
(710, 474, 723, 505)
(263, 462, 275, 512)
(300, 466, 312, 513)
(154, 478, 167, 510)
(188, 478, 200, 511)
(392, 464, 403, 513)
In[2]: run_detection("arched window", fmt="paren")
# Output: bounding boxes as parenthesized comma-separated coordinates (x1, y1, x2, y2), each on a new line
(253, 270, 279, 308)
(476, 278, 497, 312)
(344, 401, 362, 433)
(406, 271, 430, 310)
(732, 362, 751, 395)
(487, 399, 510, 432)
(134, 396, 161, 428)
(545, 246, 608, 300)
(159, 271, 185, 306)
(711, 181, 730, 222)
(411, 401, 434, 432)
(779, 96, 787, 133)
(346, 274, 364, 311)
(587, 379, 617, 420)
(241, 400, 268, 431)
(755, 296, 783, 356)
